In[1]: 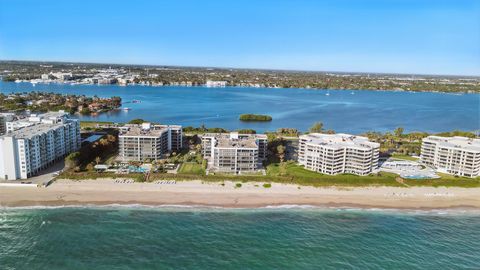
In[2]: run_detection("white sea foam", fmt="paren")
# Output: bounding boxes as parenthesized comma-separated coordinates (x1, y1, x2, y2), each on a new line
(2, 204, 480, 216)
(262, 204, 317, 209)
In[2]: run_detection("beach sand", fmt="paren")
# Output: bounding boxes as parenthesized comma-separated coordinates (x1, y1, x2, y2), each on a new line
(1, 179, 480, 209)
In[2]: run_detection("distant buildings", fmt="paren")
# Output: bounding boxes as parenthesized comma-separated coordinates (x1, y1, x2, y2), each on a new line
(421, 136, 480, 178)
(298, 133, 380, 176)
(205, 80, 227, 87)
(201, 132, 267, 173)
(50, 72, 72, 81)
(0, 111, 81, 180)
(118, 123, 182, 162)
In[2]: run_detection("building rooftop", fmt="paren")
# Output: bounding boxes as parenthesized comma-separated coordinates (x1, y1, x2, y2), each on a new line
(300, 133, 380, 150)
(1, 123, 64, 139)
(120, 126, 167, 137)
(216, 137, 259, 149)
(203, 132, 267, 149)
(203, 132, 267, 139)
(424, 136, 480, 152)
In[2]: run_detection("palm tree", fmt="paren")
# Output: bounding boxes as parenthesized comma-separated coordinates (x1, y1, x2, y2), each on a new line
(309, 122, 324, 133)
(277, 145, 286, 162)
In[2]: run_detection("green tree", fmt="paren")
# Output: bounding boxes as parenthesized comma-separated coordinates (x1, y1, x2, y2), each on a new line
(309, 122, 324, 133)
(394, 127, 404, 138)
(80, 107, 91, 115)
(128, 119, 146, 124)
(65, 152, 80, 169)
(267, 133, 277, 142)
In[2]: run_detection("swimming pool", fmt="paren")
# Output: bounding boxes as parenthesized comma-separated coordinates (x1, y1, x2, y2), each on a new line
(401, 174, 437, 180)
(128, 166, 147, 173)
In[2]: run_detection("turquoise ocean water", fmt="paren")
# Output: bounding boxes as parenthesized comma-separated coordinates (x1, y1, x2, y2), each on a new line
(1, 206, 480, 269)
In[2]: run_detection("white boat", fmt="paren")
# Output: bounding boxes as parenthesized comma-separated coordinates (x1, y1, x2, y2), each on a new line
(123, 107, 131, 111)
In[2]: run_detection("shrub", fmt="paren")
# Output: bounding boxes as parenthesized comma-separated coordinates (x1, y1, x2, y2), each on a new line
(239, 114, 272, 121)
(128, 119, 146, 124)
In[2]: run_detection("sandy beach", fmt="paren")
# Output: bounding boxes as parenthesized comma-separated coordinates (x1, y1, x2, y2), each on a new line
(0, 179, 479, 209)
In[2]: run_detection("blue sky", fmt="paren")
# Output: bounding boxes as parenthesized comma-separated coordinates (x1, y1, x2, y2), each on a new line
(0, 0, 479, 75)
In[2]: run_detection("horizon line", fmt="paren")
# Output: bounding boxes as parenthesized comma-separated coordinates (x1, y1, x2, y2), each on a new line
(1, 59, 479, 78)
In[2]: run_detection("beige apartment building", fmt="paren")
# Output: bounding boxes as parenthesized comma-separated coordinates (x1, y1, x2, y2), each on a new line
(201, 132, 267, 173)
(421, 136, 480, 177)
(118, 123, 182, 162)
(298, 133, 380, 176)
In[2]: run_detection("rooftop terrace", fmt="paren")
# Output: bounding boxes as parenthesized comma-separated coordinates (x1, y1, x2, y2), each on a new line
(1, 123, 64, 139)
(300, 133, 379, 150)
(424, 136, 480, 152)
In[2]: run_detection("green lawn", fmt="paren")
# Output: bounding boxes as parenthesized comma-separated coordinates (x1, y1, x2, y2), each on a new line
(60, 161, 480, 188)
(266, 162, 403, 187)
(178, 162, 206, 175)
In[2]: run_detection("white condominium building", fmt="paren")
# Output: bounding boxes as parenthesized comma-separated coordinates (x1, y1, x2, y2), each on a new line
(118, 123, 183, 162)
(205, 80, 227, 87)
(421, 136, 480, 177)
(201, 132, 267, 173)
(0, 113, 15, 135)
(298, 133, 380, 176)
(0, 111, 81, 180)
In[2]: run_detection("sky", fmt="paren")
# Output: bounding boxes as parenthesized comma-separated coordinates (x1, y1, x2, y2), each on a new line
(0, 0, 479, 75)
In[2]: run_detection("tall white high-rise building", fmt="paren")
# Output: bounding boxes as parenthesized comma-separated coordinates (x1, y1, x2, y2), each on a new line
(0, 111, 81, 180)
(421, 136, 480, 177)
(298, 133, 380, 176)
(118, 123, 183, 162)
(201, 132, 268, 173)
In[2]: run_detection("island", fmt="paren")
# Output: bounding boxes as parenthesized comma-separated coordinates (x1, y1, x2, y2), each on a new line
(239, 114, 272, 121)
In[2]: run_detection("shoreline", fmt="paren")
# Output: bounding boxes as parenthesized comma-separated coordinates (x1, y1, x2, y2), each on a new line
(2, 179, 480, 210)
(4, 81, 477, 94)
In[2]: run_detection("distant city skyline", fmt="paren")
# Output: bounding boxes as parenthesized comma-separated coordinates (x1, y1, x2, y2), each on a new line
(0, 0, 479, 76)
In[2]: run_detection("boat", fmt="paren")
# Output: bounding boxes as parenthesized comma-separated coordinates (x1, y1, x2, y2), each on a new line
(123, 107, 132, 111)
(325, 91, 330, 96)
(132, 100, 141, 103)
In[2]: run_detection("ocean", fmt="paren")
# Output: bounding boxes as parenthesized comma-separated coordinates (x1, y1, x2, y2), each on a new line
(1, 206, 480, 269)
(1, 82, 478, 133)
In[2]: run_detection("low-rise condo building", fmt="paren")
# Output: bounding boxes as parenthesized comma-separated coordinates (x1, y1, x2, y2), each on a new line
(0, 111, 81, 180)
(298, 133, 380, 176)
(421, 136, 480, 177)
(205, 80, 227, 87)
(118, 123, 182, 162)
(201, 132, 267, 173)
